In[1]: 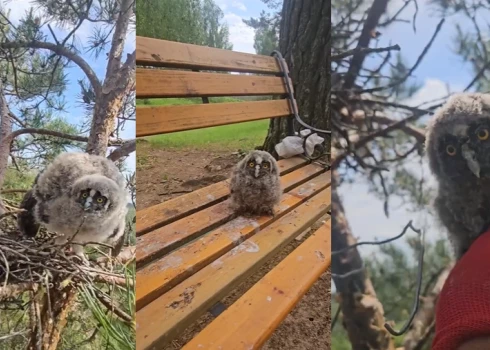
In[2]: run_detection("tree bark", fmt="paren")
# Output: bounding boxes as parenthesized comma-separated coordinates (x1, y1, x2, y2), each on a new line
(28, 285, 77, 350)
(86, 0, 135, 156)
(0, 82, 12, 214)
(263, 0, 330, 155)
(403, 263, 454, 350)
(331, 171, 395, 350)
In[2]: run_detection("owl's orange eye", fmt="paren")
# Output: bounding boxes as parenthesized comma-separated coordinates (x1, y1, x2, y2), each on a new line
(248, 162, 255, 168)
(446, 145, 457, 156)
(477, 128, 489, 141)
(82, 192, 89, 198)
(262, 162, 269, 169)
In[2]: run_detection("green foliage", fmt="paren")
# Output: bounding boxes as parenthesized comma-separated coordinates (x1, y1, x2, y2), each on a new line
(136, 0, 232, 49)
(0, 7, 84, 169)
(1, 168, 36, 200)
(243, 1, 280, 55)
(428, 0, 490, 91)
(78, 265, 135, 350)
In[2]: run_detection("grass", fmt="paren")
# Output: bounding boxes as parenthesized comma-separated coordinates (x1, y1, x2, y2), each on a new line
(144, 120, 269, 150)
(136, 97, 270, 151)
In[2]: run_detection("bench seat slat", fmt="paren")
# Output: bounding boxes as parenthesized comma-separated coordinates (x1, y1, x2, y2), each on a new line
(182, 221, 331, 350)
(136, 100, 291, 137)
(136, 69, 288, 98)
(136, 157, 308, 236)
(136, 188, 331, 349)
(136, 172, 331, 310)
(136, 163, 326, 268)
(136, 36, 281, 74)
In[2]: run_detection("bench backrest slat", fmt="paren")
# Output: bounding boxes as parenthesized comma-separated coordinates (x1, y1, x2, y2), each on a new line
(137, 100, 290, 136)
(136, 36, 281, 74)
(136, 36, 295, 137)
(136, 69, 289, 98)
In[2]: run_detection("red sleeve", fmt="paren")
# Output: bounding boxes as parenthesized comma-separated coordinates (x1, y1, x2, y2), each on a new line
(432, 229, 490, 350)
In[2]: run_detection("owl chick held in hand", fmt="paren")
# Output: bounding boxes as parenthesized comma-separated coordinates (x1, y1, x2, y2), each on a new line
(17, 152, 128, 261)
(229, 150, 282, 216)
(426, 93, 490, 259)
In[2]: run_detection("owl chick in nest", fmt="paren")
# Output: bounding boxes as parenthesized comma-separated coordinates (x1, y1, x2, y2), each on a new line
(17, 152, 128, 262)
(426, 93, 490, 259)
(229, 150, 282, 216)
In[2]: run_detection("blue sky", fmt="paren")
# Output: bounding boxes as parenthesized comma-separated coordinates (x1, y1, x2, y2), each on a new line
(4, 0, 135, 173)
(215, 0, 268, 54)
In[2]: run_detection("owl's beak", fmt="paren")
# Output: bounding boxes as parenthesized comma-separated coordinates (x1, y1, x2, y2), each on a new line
(461, 143, 480, 178)
(84, 197, 93, 210)
(254, 165, 260, 178)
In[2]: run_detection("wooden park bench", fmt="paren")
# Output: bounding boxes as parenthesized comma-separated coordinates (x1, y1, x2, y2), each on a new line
(135, 36, 332, 350)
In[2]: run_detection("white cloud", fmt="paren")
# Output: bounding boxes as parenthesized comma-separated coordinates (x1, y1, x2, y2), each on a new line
(3, 0, 31, 23)
(215, 0, 228, 11)
(403, 78, 464, 107)
(231, 1, 247, 11)
(223, 13, 255, 54)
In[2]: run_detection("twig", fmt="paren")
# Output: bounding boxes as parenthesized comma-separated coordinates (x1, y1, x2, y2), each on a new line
(346, 18, 445, 94)
(107, 139, 136, 161)
(332, 220, 421, 256)
(0, 330, 28, 341)
(332, 44, 401, 61)
(93, 289, 132, 324)
(332, 113, 424, 169)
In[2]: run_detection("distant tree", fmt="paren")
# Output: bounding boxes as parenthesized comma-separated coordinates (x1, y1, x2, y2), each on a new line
(136, 0, 232, 49)
(243, 5, 280, 55)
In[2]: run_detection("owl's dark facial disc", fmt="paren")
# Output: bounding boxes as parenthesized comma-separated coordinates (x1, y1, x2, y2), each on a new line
(437, 119, 490, 182)
(77, 188, 110, 212)
(247, 156, 272, 178)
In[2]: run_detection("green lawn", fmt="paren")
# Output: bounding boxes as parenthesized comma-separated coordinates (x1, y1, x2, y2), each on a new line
(137, 97, 270, 150)
(144, 120, 269, 150)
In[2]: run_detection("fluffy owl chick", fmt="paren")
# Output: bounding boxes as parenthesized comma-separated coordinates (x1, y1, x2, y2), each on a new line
(18, 152, 127, 260)
(229, 150, 282, 216)
(425, 93, 490, 259)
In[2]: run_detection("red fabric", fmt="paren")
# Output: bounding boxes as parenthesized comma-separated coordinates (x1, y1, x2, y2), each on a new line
(432, 229, 490, 350)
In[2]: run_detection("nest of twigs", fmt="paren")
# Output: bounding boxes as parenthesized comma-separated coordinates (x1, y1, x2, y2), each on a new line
(0, 213, 134, 304)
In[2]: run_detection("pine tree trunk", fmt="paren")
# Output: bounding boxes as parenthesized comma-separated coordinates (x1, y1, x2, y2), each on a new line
(331, 171, 395, 350)
(86, 0, 135, 156)
(0, 83, 11, 214)
(263, 0, 330, 155)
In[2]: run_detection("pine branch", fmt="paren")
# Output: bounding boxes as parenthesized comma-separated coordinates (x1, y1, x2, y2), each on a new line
(0, 40, 102, 96)
(107, 140, 136, 161)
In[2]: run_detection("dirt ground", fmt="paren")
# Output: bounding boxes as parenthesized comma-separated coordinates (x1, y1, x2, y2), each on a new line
(137, 142, 331, 350)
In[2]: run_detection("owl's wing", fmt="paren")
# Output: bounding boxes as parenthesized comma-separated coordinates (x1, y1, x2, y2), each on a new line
(17, 171, 44, 237)
(17, 189, 40, 237)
